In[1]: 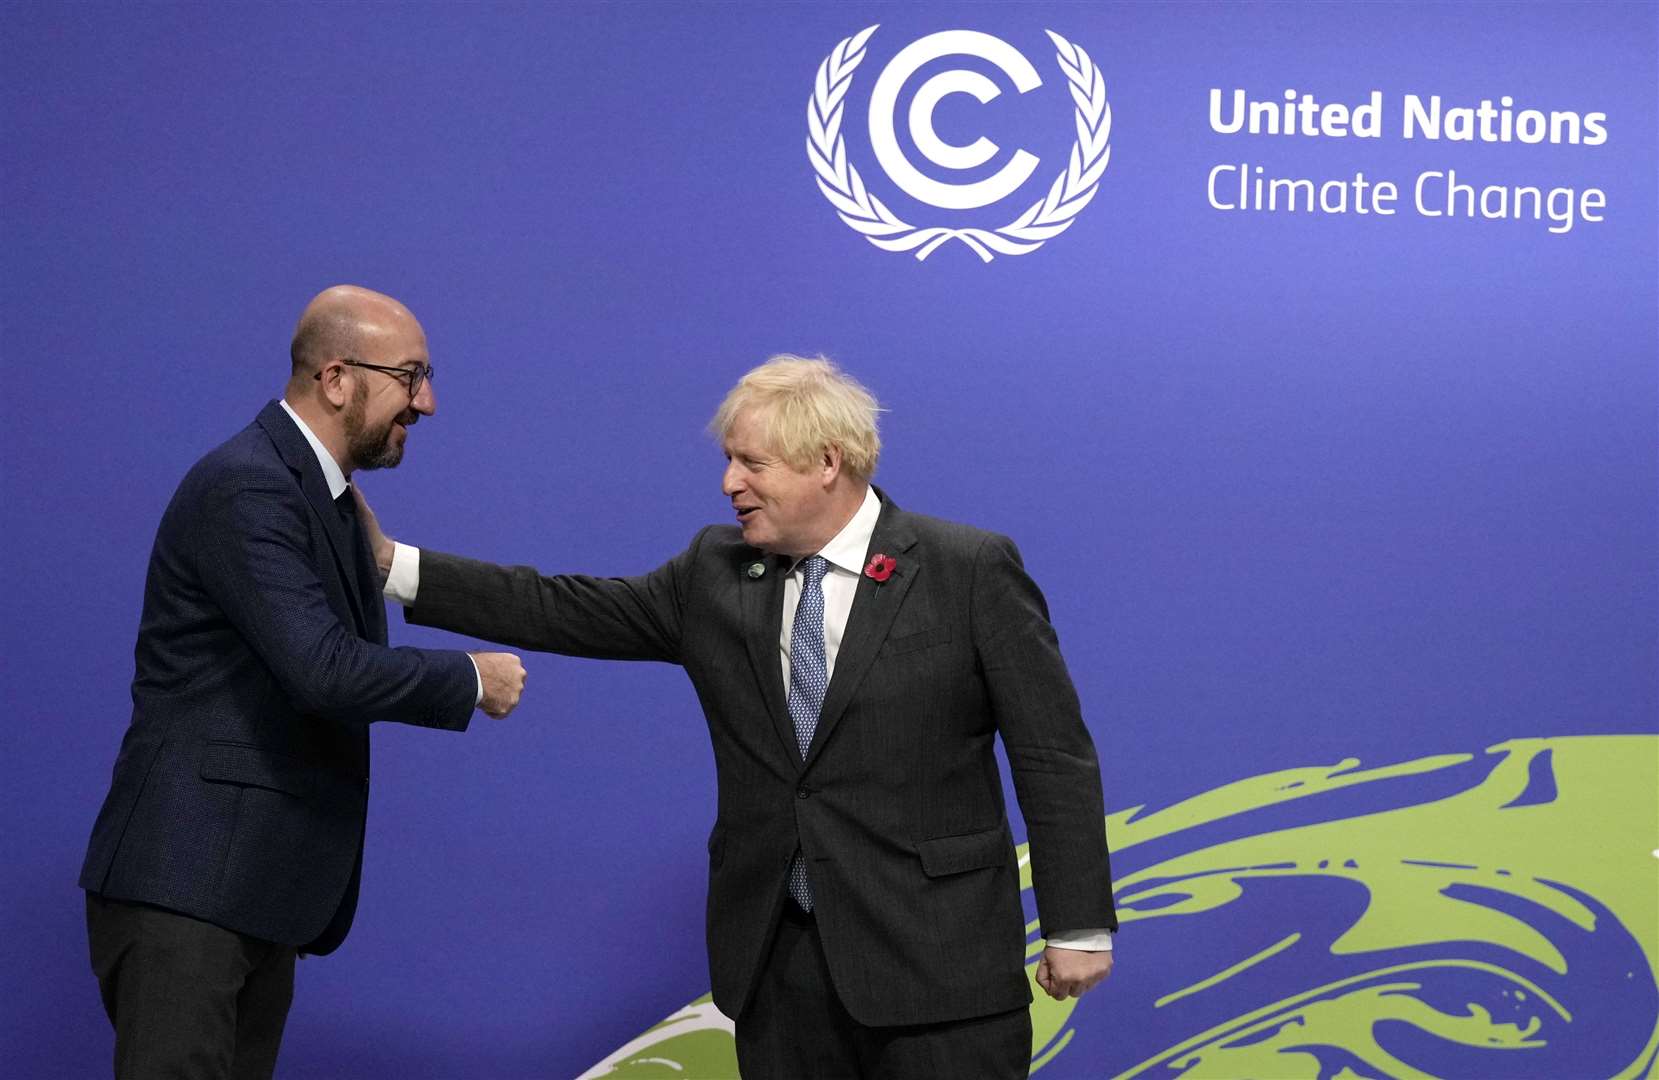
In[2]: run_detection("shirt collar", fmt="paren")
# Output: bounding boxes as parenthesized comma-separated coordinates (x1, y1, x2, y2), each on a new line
(278, 398, 349, 499)
(807, 486, 881, 576)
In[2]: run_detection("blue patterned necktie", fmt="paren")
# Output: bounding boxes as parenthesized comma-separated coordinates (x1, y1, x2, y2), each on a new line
(787, 555, 829, 910)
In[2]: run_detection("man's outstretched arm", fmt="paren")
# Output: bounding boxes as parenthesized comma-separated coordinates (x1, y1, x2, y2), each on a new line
(357, 484, 691, 665)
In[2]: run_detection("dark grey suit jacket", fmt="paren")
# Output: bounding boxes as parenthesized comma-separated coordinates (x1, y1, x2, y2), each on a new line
(80, 401, 478, 954)
(409, 491, 1115, 1024)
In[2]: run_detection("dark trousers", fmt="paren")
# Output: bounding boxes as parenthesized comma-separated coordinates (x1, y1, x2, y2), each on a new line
(735, 905, 1032, 1080)
(85, 892, 296, 1080)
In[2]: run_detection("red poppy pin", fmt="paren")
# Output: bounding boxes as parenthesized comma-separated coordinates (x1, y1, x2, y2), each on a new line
(863, 553, 897, 583)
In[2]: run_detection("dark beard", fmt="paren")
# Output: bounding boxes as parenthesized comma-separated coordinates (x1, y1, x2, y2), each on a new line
(343, 381, 405, 471)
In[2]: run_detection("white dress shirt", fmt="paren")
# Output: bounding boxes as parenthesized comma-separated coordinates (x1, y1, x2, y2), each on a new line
(278, 398, 347, 500)
(778, 486, 883, 686)
(386, 489, 1110, 951)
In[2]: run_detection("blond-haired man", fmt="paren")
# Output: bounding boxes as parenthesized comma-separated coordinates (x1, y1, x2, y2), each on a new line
(372, 356, 1115, 1077)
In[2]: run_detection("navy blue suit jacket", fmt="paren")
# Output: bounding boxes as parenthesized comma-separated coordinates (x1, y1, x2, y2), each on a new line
(80, 401, 477, 953)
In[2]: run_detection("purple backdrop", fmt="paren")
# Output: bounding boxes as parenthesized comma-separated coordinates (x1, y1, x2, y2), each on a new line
(3, 2, 1655, 1077)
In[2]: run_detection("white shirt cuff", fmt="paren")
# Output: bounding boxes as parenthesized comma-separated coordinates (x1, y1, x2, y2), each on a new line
(1045, 928, 1114, 952)
(385, 542, 421, 605)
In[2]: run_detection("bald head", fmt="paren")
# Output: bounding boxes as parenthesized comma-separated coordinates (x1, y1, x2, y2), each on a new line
(289, 285, 419, 377)
(282, 285, 437, 474)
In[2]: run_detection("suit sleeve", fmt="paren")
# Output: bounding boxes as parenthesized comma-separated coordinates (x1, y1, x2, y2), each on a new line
(970, 533, 1118, 936)
(404, 532, 701, 664)
(194, 474, 477, 729)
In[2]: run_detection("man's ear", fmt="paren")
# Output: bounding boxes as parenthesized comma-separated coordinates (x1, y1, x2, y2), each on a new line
(316, 359, 349, 408)
(820, 443, 844, 485)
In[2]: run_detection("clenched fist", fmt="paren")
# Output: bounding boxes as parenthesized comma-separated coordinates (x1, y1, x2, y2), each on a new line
(470, 651, 526, 719)
(1035, 946, 1114, 1000)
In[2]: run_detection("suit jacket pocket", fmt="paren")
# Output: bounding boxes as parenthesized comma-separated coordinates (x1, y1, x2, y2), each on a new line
(199, 741, 314, 798)
(882, 626, 951, 657)
(915, 825, 1010, 877)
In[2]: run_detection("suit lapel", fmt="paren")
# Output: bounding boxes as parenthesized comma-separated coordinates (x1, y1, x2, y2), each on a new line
(255, 402, 372, 635)
(740, 551, 800, 770)
(803, 499, 919, 772)
(351, 523, 387, 644)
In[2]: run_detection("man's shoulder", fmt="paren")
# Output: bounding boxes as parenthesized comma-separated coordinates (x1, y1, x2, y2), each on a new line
(685, 523, 758, 565)
(172, 412, 294, 509)
(887, 503, 1009, 554)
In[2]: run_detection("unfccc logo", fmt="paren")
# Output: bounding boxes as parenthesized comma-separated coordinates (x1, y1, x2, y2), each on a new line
(808, 25, 1112, 262)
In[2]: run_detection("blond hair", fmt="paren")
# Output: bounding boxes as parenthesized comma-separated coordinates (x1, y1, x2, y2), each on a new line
(710, 355, 883, 479)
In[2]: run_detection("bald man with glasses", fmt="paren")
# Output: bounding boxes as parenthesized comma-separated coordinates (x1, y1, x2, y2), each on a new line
(78, 285, 526, 1079)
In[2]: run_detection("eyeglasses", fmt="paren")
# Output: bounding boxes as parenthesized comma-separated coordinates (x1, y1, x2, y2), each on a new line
(314, 358, 434, 399)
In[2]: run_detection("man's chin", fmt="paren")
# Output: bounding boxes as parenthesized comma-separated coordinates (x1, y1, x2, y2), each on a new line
(351, 441, 404, 472)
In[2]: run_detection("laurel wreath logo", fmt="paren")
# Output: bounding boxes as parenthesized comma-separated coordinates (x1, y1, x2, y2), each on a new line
(807, 25, 1112, 262)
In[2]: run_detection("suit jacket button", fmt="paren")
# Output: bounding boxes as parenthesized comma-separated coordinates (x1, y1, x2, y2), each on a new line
(797, 786, 811, 799)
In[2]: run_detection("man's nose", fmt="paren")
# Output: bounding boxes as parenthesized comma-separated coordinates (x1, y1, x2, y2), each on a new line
(721, 461, 742, 497)
(411, 377, 436, 416)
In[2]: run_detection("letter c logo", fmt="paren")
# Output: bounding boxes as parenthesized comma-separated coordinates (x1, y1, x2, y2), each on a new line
(866, 30, 1043, 210)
